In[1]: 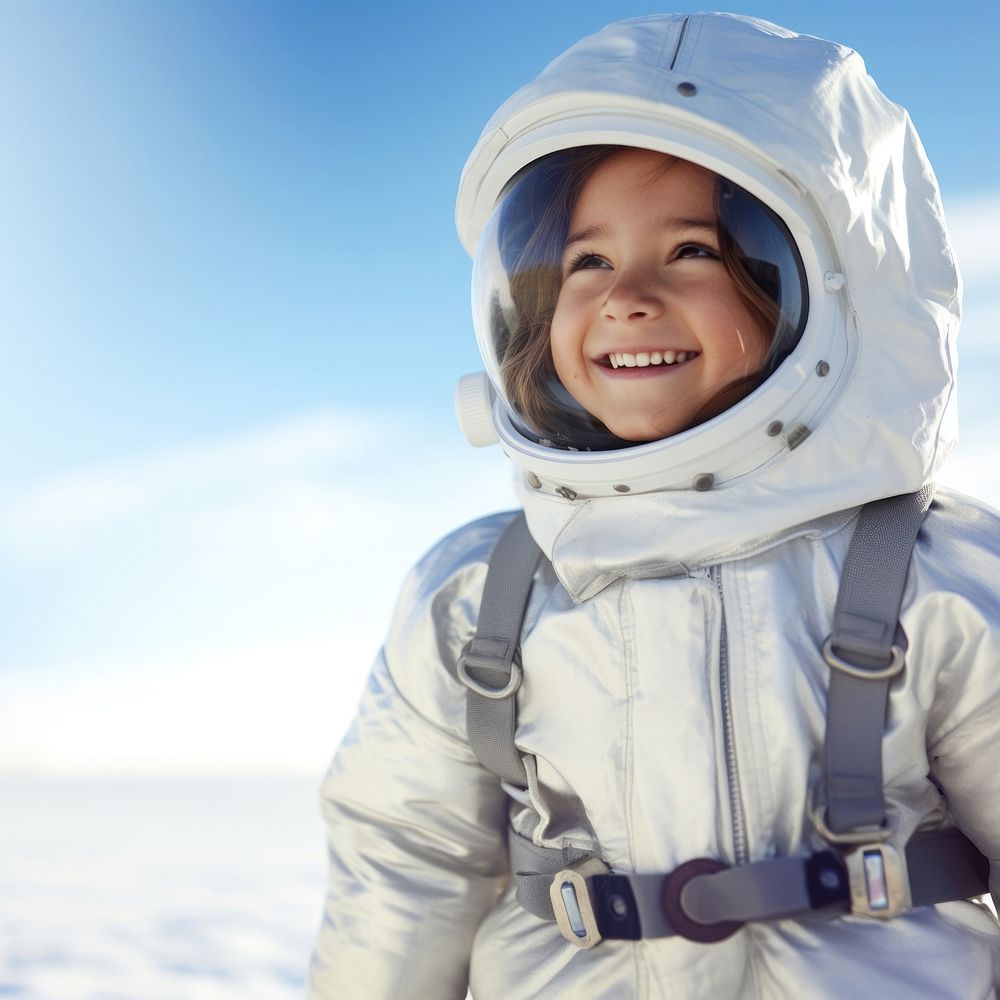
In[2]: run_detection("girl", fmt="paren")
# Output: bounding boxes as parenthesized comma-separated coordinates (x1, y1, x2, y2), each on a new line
(310, 14, 1000, 998)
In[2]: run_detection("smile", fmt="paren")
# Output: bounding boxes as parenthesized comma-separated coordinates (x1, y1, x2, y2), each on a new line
(599, 350, 700, 369)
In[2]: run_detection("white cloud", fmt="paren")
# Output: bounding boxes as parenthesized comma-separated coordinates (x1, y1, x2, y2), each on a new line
(939, 433, 1000, 514)
(945, 189, 1000, 287)
(938, 188, 1000, 505)
(1, 408, 379, 548)
(0, 406, 517, 776)
(2, 405, 516, 563)
(0, 633, 376, 777)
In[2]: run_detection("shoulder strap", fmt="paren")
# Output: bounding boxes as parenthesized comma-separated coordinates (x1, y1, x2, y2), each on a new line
(820, 485, 935, 837)
(458, 511, 543, 787)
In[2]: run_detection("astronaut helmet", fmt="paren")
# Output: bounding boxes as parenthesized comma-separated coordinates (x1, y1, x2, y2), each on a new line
(455, 15, 858, 499)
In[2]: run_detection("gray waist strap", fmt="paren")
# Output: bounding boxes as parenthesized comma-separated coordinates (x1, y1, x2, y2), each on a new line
(509, 825, 989, 940)
(511, 832, 834, 934)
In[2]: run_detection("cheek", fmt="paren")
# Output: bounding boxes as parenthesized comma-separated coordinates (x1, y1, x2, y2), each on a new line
(549, 298, 587, 375)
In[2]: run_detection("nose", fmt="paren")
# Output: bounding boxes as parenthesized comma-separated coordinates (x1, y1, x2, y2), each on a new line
(601, 267, 666, 323)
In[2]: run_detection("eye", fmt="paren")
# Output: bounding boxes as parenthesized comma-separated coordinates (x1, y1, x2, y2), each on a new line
(674, 243, 720, 261)
(564, 250, 611, 275)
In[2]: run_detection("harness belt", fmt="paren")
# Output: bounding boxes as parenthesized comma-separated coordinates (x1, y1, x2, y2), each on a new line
(509, 825, 990, 948)
(457, 490, 994, 948)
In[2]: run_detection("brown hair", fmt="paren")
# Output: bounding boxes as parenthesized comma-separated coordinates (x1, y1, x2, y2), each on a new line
(495, 145, 788, 442)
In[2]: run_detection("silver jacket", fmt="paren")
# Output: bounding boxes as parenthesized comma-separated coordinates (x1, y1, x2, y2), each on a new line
(311, 14, 1000, 999)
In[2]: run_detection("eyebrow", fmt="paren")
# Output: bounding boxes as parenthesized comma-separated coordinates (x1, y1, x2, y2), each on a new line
(563, 224, 611, 252)
(563, 216, 717, 253)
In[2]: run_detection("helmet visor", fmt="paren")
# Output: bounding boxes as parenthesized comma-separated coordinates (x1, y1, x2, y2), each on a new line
(471, 146, 808, 450)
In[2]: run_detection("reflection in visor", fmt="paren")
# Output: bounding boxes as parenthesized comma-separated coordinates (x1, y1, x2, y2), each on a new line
(716, 178, 806, 378)
(472, 146, 809, 451)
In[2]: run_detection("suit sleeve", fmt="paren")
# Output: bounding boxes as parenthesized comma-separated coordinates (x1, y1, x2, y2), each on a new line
(920, 500, 1000, 909)
(308, 518, 514, 999)
(308, 651, 509, 999)
(927, 664, 1000, 909)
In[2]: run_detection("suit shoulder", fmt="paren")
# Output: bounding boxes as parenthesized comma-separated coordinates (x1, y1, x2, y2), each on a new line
(404, 510, 521, 605)
(382, 511, 521, 732)
(910, 487, 1000, 609)
(920, 487, 1000, 560)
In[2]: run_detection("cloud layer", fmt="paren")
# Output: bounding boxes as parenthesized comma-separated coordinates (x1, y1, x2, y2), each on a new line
(0, 408, 516, 775)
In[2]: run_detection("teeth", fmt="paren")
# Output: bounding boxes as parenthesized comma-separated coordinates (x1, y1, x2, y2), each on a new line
(605, 350, 696, 368)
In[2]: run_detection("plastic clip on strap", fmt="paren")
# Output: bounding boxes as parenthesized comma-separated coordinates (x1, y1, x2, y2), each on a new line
(458, 512, 543, 788)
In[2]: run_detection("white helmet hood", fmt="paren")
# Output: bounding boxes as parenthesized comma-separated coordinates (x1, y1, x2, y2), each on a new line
(455, 14, 960, 598)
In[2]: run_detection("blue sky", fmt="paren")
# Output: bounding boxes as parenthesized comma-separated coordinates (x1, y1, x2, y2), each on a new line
(2, 1, 998, 775)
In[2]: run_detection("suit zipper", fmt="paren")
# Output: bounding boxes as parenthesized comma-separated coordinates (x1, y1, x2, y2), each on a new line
(710, 564, 749, 865)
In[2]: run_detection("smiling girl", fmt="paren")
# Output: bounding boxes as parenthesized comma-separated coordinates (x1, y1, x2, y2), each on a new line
(311, 14, 1000, 999)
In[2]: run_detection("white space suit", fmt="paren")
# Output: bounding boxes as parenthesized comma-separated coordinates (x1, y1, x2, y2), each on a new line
(310, 14, 1000, 998)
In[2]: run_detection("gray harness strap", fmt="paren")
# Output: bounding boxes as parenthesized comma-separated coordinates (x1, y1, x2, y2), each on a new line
(508, 833, 593, 920)
(821, 487, 934, 836)
(458, 512, 542, 788)
(460, 490, 991, 943)
(509, 825, 988, 933)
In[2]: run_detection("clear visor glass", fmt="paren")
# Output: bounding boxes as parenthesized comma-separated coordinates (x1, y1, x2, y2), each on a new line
(471, 145, 808, 451)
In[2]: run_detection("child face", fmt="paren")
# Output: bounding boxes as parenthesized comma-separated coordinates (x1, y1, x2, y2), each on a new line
(549, 149, 769, 442)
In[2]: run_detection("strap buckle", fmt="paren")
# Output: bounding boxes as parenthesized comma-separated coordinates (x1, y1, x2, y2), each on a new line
(811, 802, 891, 846)
(822, 636, 905, 681)
(457, 637, 523, 699)
(844, 842, 911, 919)
(549, 859, 608, 949)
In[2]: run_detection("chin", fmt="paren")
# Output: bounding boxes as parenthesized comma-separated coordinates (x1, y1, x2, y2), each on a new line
(605, 417, 682, 443)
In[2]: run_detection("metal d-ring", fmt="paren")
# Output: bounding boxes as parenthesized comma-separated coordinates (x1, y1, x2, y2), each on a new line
(822, 636, 905, 681)
(811, 802, 892, 846)
(456, 655, 523, 700)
